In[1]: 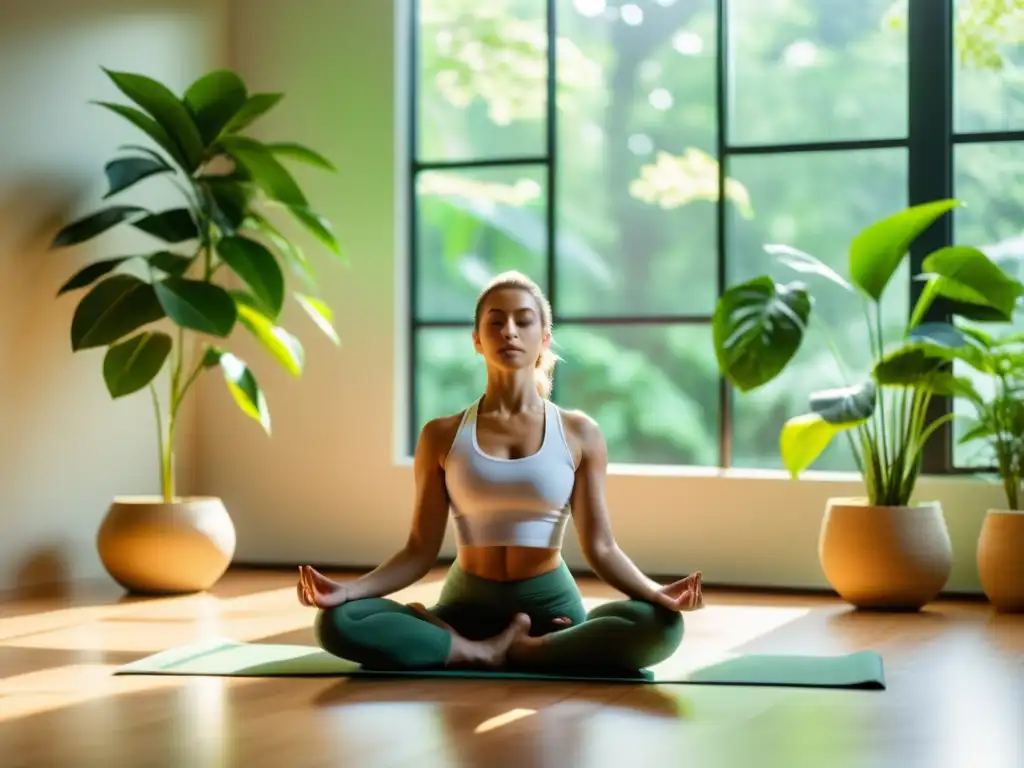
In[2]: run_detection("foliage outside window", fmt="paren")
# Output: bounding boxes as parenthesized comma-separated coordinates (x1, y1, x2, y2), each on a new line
(409, 0, 1024, 473)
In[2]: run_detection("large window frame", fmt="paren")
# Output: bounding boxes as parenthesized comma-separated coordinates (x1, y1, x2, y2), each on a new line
(405, 0, 1019, 474)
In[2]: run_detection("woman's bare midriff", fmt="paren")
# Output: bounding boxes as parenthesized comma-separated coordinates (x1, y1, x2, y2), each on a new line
(457, 545, 563, 581)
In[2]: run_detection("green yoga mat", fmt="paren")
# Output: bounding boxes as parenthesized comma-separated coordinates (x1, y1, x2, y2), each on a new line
(114, 637, 886, 690)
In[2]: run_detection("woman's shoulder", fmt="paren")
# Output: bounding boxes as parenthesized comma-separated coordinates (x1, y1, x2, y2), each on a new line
(553, 404, 606, 461)
(418, 408, 468, 467)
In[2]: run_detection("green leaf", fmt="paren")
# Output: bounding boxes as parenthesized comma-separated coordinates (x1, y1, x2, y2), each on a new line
(233, 292, 304, 376)
(102, 156, 172, 199)
(218, 351, 271, 434)
(780, 413, 862, 477)
(216, 236, 285, 318)
(713, 277, 811, 392)
(153, 277, 237, 337)
(92, 101, 189, 168)
(223, 92, 284, 133)
(916, 372, 982, 402)
(246, 212, 317, 288)
(910, 244, 1024, 325)
(102, 331, 173, 398)
(57, 256, 132, 295)
(118, 143, 174, 167)
(809, 379, 877, 424)
(874, 344, 950, 383)
(132, 208, 198, 243)
(958, 417, 996, 445)
(202, 346, 224, 368)
(765, 244, 853, 291)
(266, 142, 336, 171)
(873, 341, 983, 402)
(183, 69, 248, 144)
(102, 68, 205, 170)
(147, 251, 193, 276)
(849, 199, 960, 302)
(295, 293, 340, 345)
(285, 205, 345, 259)
(960, 325, 997, 349)
(907, 321, 974, 349)
(70, 274, 166, 351)
(51, 205, 146, 248)
(220, 136, 307, 207)
(907, 321, 987, 369)
(201, 178, 251, 234)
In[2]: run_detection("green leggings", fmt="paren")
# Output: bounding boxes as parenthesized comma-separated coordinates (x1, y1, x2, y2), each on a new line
(314, 562, 684, 672)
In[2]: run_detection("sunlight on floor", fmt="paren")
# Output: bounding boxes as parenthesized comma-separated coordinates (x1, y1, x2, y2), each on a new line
(474, 707, 537, 733)
(1, 576, 813, 725)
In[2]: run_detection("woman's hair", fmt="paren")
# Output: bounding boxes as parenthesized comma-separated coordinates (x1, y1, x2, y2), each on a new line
(473, 270, 559, 398)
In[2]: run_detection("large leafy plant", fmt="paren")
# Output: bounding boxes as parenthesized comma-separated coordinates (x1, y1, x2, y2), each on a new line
(50, 68, 343, 502)
(956, 327, 1024, 510)
(713, 199, 1024, 506)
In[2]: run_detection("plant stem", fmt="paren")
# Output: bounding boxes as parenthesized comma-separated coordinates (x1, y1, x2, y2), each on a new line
(873, 301, 892, 483)
(149, 384, 171, 503)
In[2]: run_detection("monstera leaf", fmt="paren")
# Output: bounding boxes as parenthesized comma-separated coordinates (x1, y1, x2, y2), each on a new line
(713, 276, 811, 393)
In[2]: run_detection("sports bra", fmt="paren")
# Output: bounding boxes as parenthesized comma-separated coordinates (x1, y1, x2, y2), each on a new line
(443, 397, 577, 548)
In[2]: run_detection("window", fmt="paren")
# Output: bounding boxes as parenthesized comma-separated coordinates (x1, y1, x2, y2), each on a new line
(407, 0, 1018, 473)
(949, 0, 1024, 469)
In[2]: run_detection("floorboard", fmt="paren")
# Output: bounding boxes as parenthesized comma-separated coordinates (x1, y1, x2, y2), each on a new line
(1, 567, 1021, 767)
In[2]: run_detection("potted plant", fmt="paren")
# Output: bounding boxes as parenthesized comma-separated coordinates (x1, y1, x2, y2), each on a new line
(955, 327, 1024, 612)
(713, 199, 1023, 610)
(49, 68, 343, 594)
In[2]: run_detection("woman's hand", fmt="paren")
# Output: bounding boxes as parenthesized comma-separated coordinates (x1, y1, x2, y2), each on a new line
(651, 571, 704, 612)
(296, 565, 349, 609)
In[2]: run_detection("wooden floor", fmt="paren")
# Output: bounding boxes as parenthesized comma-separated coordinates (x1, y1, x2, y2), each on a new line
(1, 568, 1021, 768)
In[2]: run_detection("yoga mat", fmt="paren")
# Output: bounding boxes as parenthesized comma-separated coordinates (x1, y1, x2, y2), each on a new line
(114, 638, 886, 690)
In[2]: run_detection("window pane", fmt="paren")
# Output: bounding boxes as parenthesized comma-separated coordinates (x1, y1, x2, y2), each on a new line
(554, 0, 721, 319)
(417, 0, 548, 163)
(415, 327, 487, 435)
(726, 148, 909, 471)
(553, 324, 720, 466)
(728, 0, 907, 146)
(954, 0, 1024, 134)
(415, 165, 548, 322)
(952, 142, 1024, 468)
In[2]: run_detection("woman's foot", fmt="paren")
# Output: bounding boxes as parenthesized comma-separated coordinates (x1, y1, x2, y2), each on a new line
(444, 613, 532, 669)
(506, 629, 549, 667)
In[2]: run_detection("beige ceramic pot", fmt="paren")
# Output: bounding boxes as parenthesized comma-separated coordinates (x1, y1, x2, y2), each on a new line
(977, 509, 1024, 613)
(96, 496, 236, 594)
(818, 497, 953, 610)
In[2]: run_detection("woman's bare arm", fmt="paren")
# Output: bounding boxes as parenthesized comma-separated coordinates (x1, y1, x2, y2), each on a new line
(339, 415, 457, 601)
(566, 412, 664, 603)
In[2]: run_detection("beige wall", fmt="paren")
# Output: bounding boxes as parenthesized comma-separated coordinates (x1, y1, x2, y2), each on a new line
(205, 0, 1005, 595)
(2, 0, 1006, 598)
(0, 0, 229, 593)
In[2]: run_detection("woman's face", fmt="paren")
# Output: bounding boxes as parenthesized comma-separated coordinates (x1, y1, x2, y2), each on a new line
(473, 287, 549, 370)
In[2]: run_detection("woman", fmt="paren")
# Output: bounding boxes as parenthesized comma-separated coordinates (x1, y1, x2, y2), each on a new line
(297, 271, 703, 673)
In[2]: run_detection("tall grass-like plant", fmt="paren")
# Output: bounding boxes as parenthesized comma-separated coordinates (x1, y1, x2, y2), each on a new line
(713, 200, 1024, 506)
(49, 68, 344, 503)
(956, 327, 1024, 510)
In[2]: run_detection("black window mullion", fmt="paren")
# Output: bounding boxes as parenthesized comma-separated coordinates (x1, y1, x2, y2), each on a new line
(908, 0, 955, 474)
(716, 0, 732, 469)
(545, 0, 559, 403)
(407, 0, 421, 456)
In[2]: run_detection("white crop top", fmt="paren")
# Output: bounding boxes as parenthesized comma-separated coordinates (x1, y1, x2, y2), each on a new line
(443, 397, 577, 548)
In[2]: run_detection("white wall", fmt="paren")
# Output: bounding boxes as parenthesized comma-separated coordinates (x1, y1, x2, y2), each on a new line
(202, 0, 1005, 595)
(0, 0, 229, 594)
